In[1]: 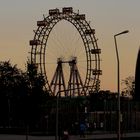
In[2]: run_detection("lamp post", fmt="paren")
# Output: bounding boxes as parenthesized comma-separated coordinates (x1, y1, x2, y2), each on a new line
(114, 30, 129, 140)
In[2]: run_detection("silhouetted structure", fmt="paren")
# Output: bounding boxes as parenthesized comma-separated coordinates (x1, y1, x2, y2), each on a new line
(135, 48, 140, 100)
(29, 7, 102, 96)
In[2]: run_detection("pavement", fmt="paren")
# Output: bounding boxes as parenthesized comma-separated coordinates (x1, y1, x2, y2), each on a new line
(0, 132, 140, 140)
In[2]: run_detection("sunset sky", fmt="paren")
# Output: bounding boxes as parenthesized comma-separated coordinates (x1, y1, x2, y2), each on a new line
(0, 0, 140, 92)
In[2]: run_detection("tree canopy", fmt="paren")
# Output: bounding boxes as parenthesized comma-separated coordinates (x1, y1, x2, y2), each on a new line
(0, 61, 50, 129)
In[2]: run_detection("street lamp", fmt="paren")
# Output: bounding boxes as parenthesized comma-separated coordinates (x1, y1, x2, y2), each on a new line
(114, 30, 129, 140)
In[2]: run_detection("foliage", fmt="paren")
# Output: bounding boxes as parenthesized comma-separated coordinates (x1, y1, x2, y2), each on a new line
(0, 61, 25, 127)
(122, 76, 135, 97)
(88, 90, 117, 111)
(0, 60, 51, 130)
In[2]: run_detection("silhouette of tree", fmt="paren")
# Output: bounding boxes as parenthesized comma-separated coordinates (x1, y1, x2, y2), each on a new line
(22, 62, 50, 130)
(0, 61, 24, 127)
(0, 60, 50, 130)
(122, 76, 135, 98)
(88, 90, 117, 112)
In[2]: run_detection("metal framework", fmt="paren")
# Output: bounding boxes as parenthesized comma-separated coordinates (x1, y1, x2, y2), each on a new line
(67, 57, 85, 96)
(29, 7, 102, 96)
(50, 58, 66, 96)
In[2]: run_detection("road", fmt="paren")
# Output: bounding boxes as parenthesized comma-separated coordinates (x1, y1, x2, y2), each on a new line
(0, 132, 140, 140)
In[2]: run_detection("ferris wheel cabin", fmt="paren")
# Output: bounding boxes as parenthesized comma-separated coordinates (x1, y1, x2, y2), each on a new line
(90, 49, 101, 54)
(62, 7, 73, 14)
(37, 21, 49, 26)
(49, 8, 60, 16)
(29, 40, 40, 46)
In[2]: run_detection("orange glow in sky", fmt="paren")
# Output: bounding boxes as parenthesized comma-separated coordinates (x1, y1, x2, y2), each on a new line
(0, 0, 139, 92)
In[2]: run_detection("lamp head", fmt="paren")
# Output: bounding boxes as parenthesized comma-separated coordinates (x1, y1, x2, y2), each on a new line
(120, 30, 129, 34)
(115, 30, 129, 36)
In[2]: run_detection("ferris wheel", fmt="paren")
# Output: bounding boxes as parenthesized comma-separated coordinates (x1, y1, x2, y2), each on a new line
(29, 7, 102, 96)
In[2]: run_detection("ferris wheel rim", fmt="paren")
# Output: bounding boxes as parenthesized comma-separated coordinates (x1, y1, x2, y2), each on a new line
(30, 7, 101, 95)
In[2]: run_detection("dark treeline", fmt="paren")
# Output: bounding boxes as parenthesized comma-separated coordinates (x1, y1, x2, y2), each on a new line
(0, 61, 52, 133)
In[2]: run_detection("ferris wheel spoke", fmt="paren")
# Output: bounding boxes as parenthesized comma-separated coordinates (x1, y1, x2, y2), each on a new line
(49, 29, 65, 55)
(72, 37, 82, 57)
(53, 27, 71, 58)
